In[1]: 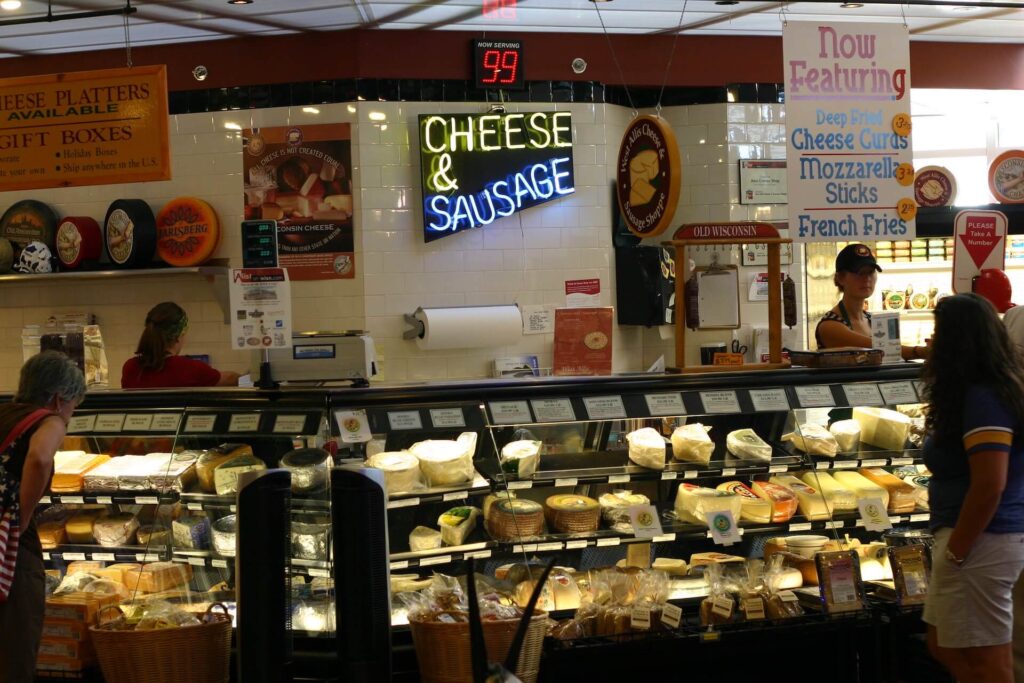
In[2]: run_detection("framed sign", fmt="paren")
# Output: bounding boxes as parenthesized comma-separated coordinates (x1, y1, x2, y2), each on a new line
(739, 159, 787, 204)
(616, 115, 681, 237)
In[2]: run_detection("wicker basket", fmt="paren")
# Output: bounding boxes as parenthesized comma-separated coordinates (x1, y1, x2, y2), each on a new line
(409, 610, 547, 683)
(90, 604, 232, 683)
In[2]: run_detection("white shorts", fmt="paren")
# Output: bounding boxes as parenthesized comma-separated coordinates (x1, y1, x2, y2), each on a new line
(923, 527, 1024, 648)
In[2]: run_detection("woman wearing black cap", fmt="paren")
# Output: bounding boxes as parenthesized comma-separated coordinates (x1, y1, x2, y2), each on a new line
(815, 243, 928, 361)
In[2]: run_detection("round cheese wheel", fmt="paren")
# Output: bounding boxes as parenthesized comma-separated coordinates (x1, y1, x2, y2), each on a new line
(545, 494, 598, 512)
(104, 199, 156, 268)
(156, 197, 221, 266)
(56, 217, 102, 269)
(0, 199, 58, 250)
(989, 150, 1024, 204)
(0, 237, 13, 274)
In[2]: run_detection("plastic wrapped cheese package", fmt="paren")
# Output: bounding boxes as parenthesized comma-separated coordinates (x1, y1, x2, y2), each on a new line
(671, 423, 714, 465)
(859, 468, 918, 513)
(119, 452, 197, 491)
(894, 466, 930, 510)
(83, 455, 148, 492)
(213, 454, 267, 496)
(749, 481, 799, 521)
(832, 471, 890, 508)
(853, 407, 911, 452)
(500, 440, 542, 479)
(137, 524, 171, 547)
(38, 521, 67, 549)
(196, 444, 253, 493)
(292, 521, 331, 560)
(717, 481, 772, 524)
(52, 451, 110, 492)
(410, 432, 477, 487)
(93, 514, 139, 547)
(599, 490, 651, 532)
(673, 483, 742, 527)
(280, 448, 331, 493)
(770, 474, 830, 520)
(782, 424, 839, 458)
(799, 472, 857, 512)
(409, 526, 443, 551)
(726, 429, 773, 462)
(172, 515, 211, 550)
(829, 420, 862, 453)
(365, 451, 423, 495)
(437, 507, 480, 546)
(626, 428, 667, 470)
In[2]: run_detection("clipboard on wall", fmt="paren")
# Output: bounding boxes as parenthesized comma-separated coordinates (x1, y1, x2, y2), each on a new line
(696, 265, 740, 329)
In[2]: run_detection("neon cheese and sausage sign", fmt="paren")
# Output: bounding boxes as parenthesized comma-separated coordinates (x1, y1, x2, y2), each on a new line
(418, 112, 574, 242)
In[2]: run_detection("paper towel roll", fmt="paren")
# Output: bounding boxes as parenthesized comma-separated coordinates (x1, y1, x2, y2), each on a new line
(415, 305, 522, 350)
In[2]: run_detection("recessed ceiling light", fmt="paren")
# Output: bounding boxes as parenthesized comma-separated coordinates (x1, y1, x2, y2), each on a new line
(840, 2, 863, 7)
(302, 106, 320, 114)
(952, 5, 977, 10)
(715, 1, 739, 5)
(227, 0, 252, 5)
(0, 1, 22, 10)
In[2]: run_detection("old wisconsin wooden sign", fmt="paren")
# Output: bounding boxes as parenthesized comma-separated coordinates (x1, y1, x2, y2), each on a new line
(616, 115, 681, 238)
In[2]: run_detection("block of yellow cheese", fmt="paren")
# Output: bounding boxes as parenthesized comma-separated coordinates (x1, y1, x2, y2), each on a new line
(858, 468, 918, 513)
(769, 474, 830, 520)
(124, 562, 193, 593)
(798, 472, 858, 512)
(51, 452, 110, 493)
(831, 471, 890, 509)
(852, 407, 911, 452)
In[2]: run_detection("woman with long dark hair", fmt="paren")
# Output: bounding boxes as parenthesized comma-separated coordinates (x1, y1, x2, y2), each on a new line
(121, 302, 240, 389)
(922, 293, 1024, 683)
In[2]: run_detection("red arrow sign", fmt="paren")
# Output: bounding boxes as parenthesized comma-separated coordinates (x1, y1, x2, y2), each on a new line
(962, 216, 999, 269)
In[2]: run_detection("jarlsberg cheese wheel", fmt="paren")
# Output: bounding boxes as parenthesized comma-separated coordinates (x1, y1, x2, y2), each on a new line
(56, 217, 102, 270)
(104, 199, 157, 268)
(156, 197, 221, 267)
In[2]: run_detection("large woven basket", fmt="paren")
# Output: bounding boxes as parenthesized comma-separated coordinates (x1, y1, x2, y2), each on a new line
(89, 604, 232, 683)
(410, 610, 547, 683)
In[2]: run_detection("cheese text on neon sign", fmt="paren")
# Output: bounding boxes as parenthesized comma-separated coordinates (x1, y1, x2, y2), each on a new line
(422, 112, 573, 153)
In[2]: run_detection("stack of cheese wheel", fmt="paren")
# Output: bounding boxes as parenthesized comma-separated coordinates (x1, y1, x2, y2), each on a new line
(55, 217, 102, 270)
(486, 498, 545, 541)
(156, 197, 221, 266)
(104, 199, 157, 268)
(544, 494, 600, 533)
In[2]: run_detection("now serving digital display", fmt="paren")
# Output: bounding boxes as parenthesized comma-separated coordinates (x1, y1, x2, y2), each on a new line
(418, 111, 575, 242)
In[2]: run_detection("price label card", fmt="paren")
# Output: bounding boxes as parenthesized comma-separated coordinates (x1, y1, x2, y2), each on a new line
(661, 471, 678, 480)
(789, 522, 813, 532)
(843, 384, 883, 406)
(429, 408, 466, 429)
(188, 556, 207, 567)
(858, 497, 893, 531)
(721, 468, 736, 477)
(684, 470, 699, 479)
(136, 554, 160, 562)
(387, 497, 420, 509)
(644, 393, 685, 417)
(123, 414, 154, 431)
(185, 414, 217, 433)
(335, 410, 372, 443)
(608, 474, 630, 484)
(387, 411, 423, 431)
(910, 513, 930, 523)
(880, 381, 918, 405)
(699, 391, 741, 414)
(769, 464, 788, 473)
(834, 460, 858, 469)
(308, 568, 331, 578)
(826, 520, 846, 529)
(749, 388, 791, 412)
(212, 559, 229, 569)
(583, 395, 627, 420)
(465, 550, 492, 560)
(419, 555, 452, 567)
(62, 495, 84, 504)
(891, 457, 914, 466)
(743, 597, 766, 621)
(135, 496, 159, 505)
(443, 491, 468, 502)
(93, 553, 115, 562)
(507, 480, 533, 490)
(816, 461, 830, 470)
(566, 540, 589, 550)
(274, 414, 308, 434)
(538, 542, 563, 552)
(229, 413, 261, 433)
(708, 510, 742, 545)
(630, 607, 652, 631)
(95, 414, 126, 432)
(555, 478, 578, 487)
(652, 533, 676, 543)
(530, 399, 576, 423)
(187, 502, 203, 511)
(66, 414, 96, 433)
(628, 505, 664, 539)
(861, 459, 887, 468)
(151, 413, 182, 432)
(96, 496, 112, 505)
(596, 537, 621, 547)
(390, 560, 409, 571)
(63, 552, 86, 561)
(712, 596, 734, 620)
(795, 385, 836, 408)
(489, 401, 532, 425)
(39, 496, 51, 504)
(661, 603, 683, 629)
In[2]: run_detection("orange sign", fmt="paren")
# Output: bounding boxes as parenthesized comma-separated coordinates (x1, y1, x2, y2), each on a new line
(0, 65, 169, 192)
(553, 307, 613, 376)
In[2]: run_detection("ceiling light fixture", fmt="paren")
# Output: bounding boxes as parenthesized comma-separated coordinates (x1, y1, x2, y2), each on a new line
(840, 2, 863, 7)
(0, 1, 21, 10)
(227, 0, 252, 5)
(302, 106, 320, 114)
(714, 1, 739, 5)
(952, 5, 977, 10)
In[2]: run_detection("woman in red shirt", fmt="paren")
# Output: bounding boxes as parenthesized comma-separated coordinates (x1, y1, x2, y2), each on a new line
(121, 302, 240, 389)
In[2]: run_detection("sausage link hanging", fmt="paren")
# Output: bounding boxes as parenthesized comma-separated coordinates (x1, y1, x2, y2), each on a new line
(783, 274, 797, 329)
(685, 273, 700, 330)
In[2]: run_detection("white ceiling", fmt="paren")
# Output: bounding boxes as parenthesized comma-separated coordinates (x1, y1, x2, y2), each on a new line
(0, 0, 1021, 58)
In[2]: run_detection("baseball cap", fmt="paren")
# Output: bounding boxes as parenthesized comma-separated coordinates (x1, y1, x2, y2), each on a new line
(835, 243, 882, 273)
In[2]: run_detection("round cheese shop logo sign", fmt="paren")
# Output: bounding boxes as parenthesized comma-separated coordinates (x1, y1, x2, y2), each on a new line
(989, 150, 1024, 204)
(914, 166, 957, 207)
(616, 115, 681, 237)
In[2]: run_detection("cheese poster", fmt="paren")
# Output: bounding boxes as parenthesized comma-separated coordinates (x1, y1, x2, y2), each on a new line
(784, 22, 915, 242)
(553, 307, 613, 376)
(242, 123, 355, 280)
(0, 65, 169, 191)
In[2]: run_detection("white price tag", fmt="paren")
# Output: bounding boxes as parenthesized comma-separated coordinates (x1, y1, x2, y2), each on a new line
(743, 597, 766, 620)
(95, 414, 126, 432)
(93, 553, 115, 562)
(187, 503, 203, 511)
(879, 381, 918, 405)
(816, 461, 830, 470)
(699, 391, 741, 414)
(596, 537, 621, 547)
(387, 411, 423, 431)
(826, 520, 846, 529)
(834, 460, 858, 469)
(644, 393, 686, 417)
(274, 414, 308, 434)
(443, 491, 468, 502)
(842, 384, 884, 406)
(212, 559, 229, 569)
(63, 552, 86, 561)
(390, 560, 409, 571)
(684, 470, 699, 479)
(661, 603, 683, 629)
(229, 413, 261, 433)
(891, 458, 914, 466)
(538, 542, 563, 552)
(910, 513, 930, 523)
(861, 459, 887, 468)
(465, 550, 492, 560)
(62, 495, 84, 504)
(387, 497, 420, 509)
(630, 607, 652, 631)
(858, 497, 892, 532)
(749, 388, 790, 412)
(335, 410, 372, 443)
(137, 554, 161, 562)
(513, 544, 538, 553)
(508, 480, 533, 490)
(583, 395, 627, 420)
(42, 552, 50, 561)
(151, 413, 181, 432)
(419, 555, 452, 567)
(712, 596, 734, 619)
(555, 478, 578, 487)
(789, 522, 812, 532)
(124, 414, 154, 431)
(66, 414, 96, 433)
(188, 557, 207, 566)
(490, 401, 532, 425)
(135, 496, 159, 505)
(185, 414, 217, 433)
(96, 496, 112, 505)
(628, 505, 663, 539)
(795, 385, 835, 408)
(651, 533, 676, 543)
(308, 568, 331, 578)
(566, 540, 589, 550)
(721, 468, 736, 477)
(661, 471, 678, 480)
(429, 408, 466, 428)
(769, 464, 788, 473)
(530, 399, 576, 423)
(608, 474, 630, 484)
(39, 496, 51, 504)
(708, 510, 742, 546)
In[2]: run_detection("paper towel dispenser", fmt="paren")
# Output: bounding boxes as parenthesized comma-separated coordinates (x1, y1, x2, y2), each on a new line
(267, 332, 376, 385)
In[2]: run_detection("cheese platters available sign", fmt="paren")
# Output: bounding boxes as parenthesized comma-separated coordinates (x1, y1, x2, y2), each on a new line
(553, 307, 613, 376)
(783, 22, 915, 242)
(242, 124, 354, 280)
(418, 112, 574, 242)
(228, 268, 293, 350)
(952, 209, 1006, 293)
(0, 65, 169, 191)
(616, 115, 680, 237)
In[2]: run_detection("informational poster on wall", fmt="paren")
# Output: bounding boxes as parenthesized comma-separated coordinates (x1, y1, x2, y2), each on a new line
(783, 22, 916, 242)
(228, 268, 293, 350)
(553, 307, 613, 376)
(242, 124, 354, 280)
(0, 65, 170, 191)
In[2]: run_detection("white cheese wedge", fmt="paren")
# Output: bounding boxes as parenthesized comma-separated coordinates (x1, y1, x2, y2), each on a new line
(409, 526, 442, 551)
(673, 483, 742, 527)
(799, 472, 858, 512)
(365, 451, 422, 495)
(411, 432, 476, 487)
(830, 420, 862, 453)
(726, 429, 772, 461)
(853, 407, 911, 452)
(671, 423, 714, 465)
(782, 423, 839, 457)
(831, 471, 890, 509)
(500, 440, 541, 478)
(626, 428, 667, 470)
(437, 507, 480, 546)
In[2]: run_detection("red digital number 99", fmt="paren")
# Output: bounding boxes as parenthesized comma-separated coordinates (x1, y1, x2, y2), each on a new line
(482, 49, 519, 85)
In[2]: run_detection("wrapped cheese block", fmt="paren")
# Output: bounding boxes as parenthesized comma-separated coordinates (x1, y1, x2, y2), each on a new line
(550, 572, 582, 610)
(281, 448, 331, 493)
(690, 551, 745, 567)
(211, 515, 237, 557)
(513, 579, 555, 613)
(66, 511, 104, 544)
(137, 524, 171, 546)
(410, 432, 477, 487)
(545, 494, 600, 533)
(292, 521, 331, 560)
(894, 467, 930, 510)
(673, 483, 742, 527)
(853, 407, 911, 452)
(213, 454, 267, 496)
(830, 420, 862, 453)
(124, 562, 193, 593)
(94, 563, 141, 585)
(487, 498, 544, 541)
(765, 567, 805, 591)
(652, 557, 688, 577)
(782, 424, 839, 458)
(365, 451, 422, 495)
(45, 592, 120, 623)
(409, 526, 443, 551)
(798, 472, 858, 512)
(671, 423, 714, 465)
(172, 516, 211, 550)
(832, 471, 890, 508)
(38, 521, 67, 549)
(599, 490, 651, 532)
(196, 444, 253, 493)
(437, 507, 480, 546)
(717, 481, 772, 524)
(66, 561, 104, 576)
(626, 428, 667, 470)
(83, 455, 148, 492)
(500, 440, 542, 479)
(144, 451, 198, 491)
(93, 514, 139, 547)
(858, 468, 918, 513)
(726, 429, 772, 462)
(770, 474, 830, 520)
(52, 451, 110, 492)
(749, 480, 799, 521)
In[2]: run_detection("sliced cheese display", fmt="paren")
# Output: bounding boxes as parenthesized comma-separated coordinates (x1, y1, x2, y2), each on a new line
(769, 474, 830, 520)
(749, 480, 799, 522)
(499, 440, 542, 479)
(437, 507, 481, 546)
(410, 432, 477, 487)
(365, 451, 422, 495)
(93, 514, 139, 547)
(545, 494, 600, 533)
(213, 454, 267, 496)
(717, 481, 772, 524)
(673, 483, 742, 527)
(830, 420, 862, 453)
(156, 197, 221, 266)
(690, 551, 745, 567)
(858, 468, 918, 513)
(799, 472, 858, 512)
(52, 451, 109, 492)
(671, 423, 714, 465)
(782, 424, 839, 458)
(726, 429, 773, 462)
(196, 444, 253, 493)
(172, 516, 211, 550)
(486, 498, 544, 541)
(120, 452, 197, 491)
(626, 428, 667, 470)
(409, 526, 443, 551)
(104, 199, 157, 268)
(598, 490, 650, 532)
(831, 471, 890, 509)
(853, 407, 911, 452)
(55, 217, 102, 270)
(124, 562, 192, 593)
